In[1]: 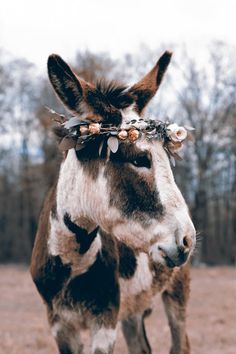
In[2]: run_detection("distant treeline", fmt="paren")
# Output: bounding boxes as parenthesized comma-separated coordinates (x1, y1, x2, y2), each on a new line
(0, 42, 235, 264)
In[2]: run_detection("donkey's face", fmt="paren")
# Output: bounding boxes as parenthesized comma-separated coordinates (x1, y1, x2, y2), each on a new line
(48, 52, 196, 268)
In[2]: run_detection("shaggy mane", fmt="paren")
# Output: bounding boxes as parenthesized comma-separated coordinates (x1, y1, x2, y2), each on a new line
(53, 81, 135, 142)
(95, 80, 134, 109)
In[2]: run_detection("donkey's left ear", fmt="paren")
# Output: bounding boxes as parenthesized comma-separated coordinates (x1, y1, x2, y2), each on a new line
(129, 51, 172, 114)
(47, 54, 88, 115)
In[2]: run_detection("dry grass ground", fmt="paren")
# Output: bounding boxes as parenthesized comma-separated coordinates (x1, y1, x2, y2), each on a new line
(0, 266, 235, 354)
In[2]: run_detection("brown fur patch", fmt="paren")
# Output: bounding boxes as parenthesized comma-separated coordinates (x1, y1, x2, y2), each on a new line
(63, 213, 99, 254)
(164, 264, 190, 306)
(117, 241, 137, 279)
(105, 143, 164, 221)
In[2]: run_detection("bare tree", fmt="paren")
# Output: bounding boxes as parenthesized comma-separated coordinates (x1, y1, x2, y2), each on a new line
(170, 42, 236, 264)
(0, 45, 235, 264)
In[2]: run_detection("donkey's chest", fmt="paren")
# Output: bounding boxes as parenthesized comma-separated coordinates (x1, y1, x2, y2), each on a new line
(52, 251, 171, 324)
(46, 223, 173, 323)
(118, 252, 155, 319)
(118, 253, 173, 318)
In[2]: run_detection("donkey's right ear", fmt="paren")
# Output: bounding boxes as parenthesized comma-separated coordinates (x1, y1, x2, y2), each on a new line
(47, 54, 87, 114)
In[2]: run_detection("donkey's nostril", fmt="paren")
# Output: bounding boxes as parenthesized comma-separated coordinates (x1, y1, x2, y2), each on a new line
(182, 235, 192, 249)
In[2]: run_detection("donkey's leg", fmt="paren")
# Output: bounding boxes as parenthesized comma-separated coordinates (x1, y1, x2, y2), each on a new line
(91, 324, 117, 354)
(121, 310, 152, 354)
(48, 308, 84, 354)
(52, 324, 84, 354)
(161, 266, 190, 354)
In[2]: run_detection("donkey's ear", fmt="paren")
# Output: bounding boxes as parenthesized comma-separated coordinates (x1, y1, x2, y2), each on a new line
(129, 51, 172, 114)
(47, 54, 87, 114)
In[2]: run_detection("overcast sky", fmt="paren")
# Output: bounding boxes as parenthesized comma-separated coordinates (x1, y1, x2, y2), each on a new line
(0, 0, 235, 71)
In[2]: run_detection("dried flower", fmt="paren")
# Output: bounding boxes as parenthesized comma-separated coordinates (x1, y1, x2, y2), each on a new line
(118, 130, 128, 140)
(89, 123, 100, 134)
(128, 129, 140, 142)
(167, 123, 187, 142)
(79, 125, 89, 135)
(49, 107, 194, 164)
(167, 141, 183, 153)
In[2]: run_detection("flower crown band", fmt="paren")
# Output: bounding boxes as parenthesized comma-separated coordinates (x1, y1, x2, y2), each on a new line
(47, 107, 194, 165)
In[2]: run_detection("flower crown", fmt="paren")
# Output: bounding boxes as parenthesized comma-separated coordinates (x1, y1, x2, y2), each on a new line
(48, 107, 194, 165)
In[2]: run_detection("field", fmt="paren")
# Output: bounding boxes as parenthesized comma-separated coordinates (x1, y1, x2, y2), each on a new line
(0, 266, 235, 354)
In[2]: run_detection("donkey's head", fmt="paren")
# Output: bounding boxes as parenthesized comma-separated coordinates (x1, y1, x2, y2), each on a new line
(48, 52, 196, 268)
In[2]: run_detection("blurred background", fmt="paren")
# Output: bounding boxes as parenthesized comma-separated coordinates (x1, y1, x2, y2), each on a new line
(0, 0, 235, 265)
(0, 1, 235, 353)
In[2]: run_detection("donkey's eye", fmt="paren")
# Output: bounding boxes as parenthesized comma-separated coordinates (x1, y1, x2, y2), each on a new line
(130, 155, 151, 169)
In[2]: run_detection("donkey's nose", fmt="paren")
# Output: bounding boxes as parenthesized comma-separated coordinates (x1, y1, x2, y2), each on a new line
(158, 244, 190, 268)
(181, 235, 193, 251)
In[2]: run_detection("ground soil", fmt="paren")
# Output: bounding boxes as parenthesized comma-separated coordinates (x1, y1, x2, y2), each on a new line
(0, 266, 235, 354)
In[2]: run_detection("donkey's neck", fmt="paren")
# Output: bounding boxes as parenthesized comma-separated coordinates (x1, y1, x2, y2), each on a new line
(56, 149, 108, 232)
(49, 151, 103, 272)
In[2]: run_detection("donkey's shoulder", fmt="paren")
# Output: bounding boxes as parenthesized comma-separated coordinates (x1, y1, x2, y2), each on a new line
(30, 184, 71, 303)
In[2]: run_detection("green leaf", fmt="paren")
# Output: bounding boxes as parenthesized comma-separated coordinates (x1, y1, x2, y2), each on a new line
(107, 136, 119, 153)
(59, 136, 76, 151)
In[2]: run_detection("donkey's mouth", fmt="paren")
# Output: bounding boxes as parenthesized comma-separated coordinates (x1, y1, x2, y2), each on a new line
(164, 255, 178, 268)
(163, 250, 189, 268)
(149, 243, 191, 268)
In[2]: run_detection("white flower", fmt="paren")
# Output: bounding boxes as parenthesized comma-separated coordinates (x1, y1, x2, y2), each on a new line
(167, 123, 187, 142)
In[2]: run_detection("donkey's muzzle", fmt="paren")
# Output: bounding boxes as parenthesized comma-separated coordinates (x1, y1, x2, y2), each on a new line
(158, 245, 191, 268)
(149, 228, 196, 268)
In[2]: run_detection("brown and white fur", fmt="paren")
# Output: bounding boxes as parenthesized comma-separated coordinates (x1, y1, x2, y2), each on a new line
(30, 51, 196, 354)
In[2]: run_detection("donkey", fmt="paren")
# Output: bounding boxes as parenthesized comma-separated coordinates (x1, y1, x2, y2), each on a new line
(30, 51, 196, 354)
